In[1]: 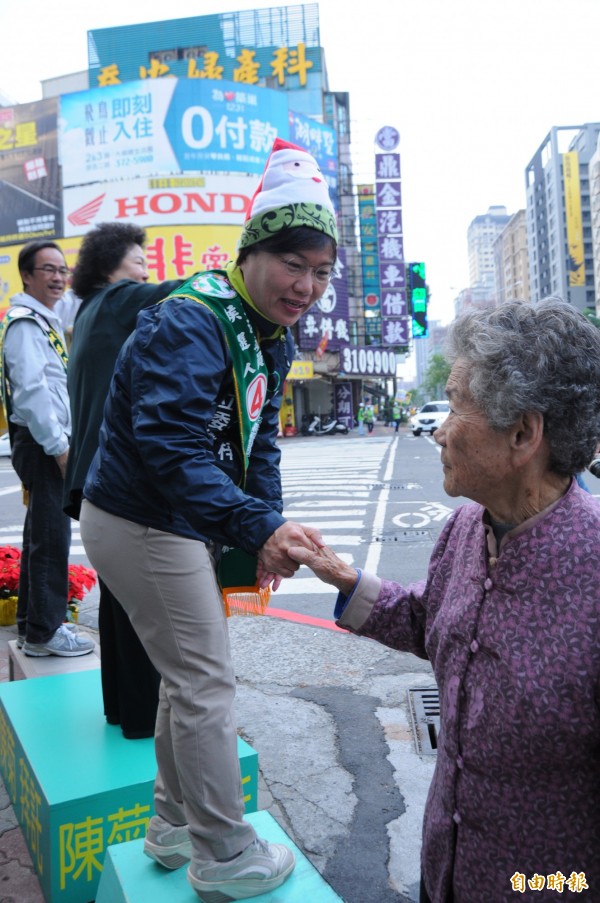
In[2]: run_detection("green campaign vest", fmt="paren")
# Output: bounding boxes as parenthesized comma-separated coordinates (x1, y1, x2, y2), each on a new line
(164, 271, 274, 599)
(164, 271, 269, 486)
(0, 306, 68, 422)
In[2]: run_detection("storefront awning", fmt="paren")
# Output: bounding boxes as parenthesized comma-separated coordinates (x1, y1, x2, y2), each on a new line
(363, 383, 388, 398)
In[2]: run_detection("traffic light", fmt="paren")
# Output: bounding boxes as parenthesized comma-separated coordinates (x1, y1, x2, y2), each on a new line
(408, 262, 428, 338)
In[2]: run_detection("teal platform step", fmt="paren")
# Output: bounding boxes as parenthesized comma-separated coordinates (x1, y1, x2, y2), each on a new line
(97, 809, 343, 902)
(0, 669, 258, 903)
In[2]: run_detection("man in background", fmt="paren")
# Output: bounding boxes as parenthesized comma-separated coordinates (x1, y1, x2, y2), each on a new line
(0, 240, 94, 657)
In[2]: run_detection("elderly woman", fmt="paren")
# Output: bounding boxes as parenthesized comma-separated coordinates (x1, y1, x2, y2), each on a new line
(290, 299, 600, 903)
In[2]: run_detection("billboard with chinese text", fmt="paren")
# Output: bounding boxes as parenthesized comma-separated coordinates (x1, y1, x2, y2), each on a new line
(408, 261, 428, 338)
(0, 225, 241, 316)
(59, 78, 290, 188)
(87, 6, 322, 89)
(289, 110, 338, 212)
(0, 99, 62, 247)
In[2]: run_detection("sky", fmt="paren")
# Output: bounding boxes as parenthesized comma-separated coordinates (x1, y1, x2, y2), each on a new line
(0, 0, 599, 330)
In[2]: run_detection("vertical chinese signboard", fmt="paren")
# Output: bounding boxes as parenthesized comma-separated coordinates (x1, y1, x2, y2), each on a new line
(334, 381, 354, 430)
(358, 185, 381, 337)
(0, 99, 62, 247)
(563, 151, 584, 287)
(374, 126, 408, 347)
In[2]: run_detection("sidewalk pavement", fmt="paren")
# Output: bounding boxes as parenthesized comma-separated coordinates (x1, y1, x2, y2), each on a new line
(0, 425, 435, 903)
(0, 604, 436, 903)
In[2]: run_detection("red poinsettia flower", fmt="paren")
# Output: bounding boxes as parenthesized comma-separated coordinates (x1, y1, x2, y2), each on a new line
(0, 547, 97, 603)
(0, 546, 21, 597)
(67, 564, 97, 602)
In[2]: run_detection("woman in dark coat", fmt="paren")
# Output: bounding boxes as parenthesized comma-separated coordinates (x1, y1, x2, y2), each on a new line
(64, 222, 182, 738)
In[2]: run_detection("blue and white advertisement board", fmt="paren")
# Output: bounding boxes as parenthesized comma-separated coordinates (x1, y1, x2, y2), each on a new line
(59, 79, 290, 187)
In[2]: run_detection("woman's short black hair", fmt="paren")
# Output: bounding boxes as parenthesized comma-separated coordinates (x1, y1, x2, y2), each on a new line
(71, 223, 147, 299)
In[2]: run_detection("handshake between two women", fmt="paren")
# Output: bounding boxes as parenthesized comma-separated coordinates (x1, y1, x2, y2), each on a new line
(257, 521, 357, 596)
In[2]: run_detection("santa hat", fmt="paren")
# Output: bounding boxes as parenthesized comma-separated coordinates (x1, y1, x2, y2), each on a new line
(238, 138, 338, 250)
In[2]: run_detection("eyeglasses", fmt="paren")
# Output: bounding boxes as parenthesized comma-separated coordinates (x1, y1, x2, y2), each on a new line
(276, 255, 334, 285)
(33, 265, 70, 277)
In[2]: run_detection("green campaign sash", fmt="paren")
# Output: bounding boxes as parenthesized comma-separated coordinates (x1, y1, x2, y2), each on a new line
(0, 307, 68, 421)
(165, 271, 269, 485)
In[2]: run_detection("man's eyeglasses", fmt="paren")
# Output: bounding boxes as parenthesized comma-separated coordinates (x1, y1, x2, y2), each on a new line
(33, 265, 70, 277)
(276, 256, 334, 285)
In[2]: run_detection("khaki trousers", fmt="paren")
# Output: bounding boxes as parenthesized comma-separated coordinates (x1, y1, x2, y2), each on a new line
(80, 501, 256, 861)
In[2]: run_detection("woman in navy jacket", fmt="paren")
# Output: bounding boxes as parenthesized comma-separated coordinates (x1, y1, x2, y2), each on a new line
(80, 140, 338, 902)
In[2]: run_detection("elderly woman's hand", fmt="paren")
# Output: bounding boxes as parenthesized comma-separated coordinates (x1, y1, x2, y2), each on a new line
(287, 543, 358, 596)
(257, 522, 324, 586)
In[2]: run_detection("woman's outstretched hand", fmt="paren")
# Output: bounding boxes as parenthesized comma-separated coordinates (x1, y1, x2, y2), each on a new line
(287, 543, 358, 596)
(257, 523, 325, 589)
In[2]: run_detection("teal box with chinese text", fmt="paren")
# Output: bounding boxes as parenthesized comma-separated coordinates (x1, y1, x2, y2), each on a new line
(96, 810, 344, 903)
(0, 669, 258, 903)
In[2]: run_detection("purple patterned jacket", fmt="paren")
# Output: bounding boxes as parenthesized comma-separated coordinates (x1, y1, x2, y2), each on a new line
(338, 479, 600, 902)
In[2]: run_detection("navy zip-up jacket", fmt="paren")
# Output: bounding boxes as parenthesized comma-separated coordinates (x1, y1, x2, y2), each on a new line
(83, 287, 293, 552)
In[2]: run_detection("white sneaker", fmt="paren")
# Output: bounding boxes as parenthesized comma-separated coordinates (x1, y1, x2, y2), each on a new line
(187, 837, 295, 902)
(144, 815, 192, 869)
(23, 624, 95, 657)
(17, 621, 77, 650)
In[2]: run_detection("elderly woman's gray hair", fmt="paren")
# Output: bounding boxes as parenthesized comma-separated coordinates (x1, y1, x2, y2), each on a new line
(445, 298, 600, 476)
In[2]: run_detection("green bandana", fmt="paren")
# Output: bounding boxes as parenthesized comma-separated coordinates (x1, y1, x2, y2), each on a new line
(238, 202, 338, 250)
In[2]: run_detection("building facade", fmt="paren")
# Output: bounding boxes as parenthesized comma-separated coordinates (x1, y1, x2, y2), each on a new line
(453, 284, 496, 318)
(588, 134, 600, 317)
(467, 205, 511, 298)
(493, 209, 530, 304)
(525, 123, 600, 311)
(413, 320, 448, 393)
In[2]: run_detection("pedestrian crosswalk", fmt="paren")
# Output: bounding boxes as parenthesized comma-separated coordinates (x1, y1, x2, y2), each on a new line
(0, 436, 397, 587)
(277, 436, 396, 595)
(0, 522, 88, 557)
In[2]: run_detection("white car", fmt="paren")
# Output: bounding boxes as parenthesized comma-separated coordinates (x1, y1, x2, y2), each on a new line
(0, 432, 11, 457)
(410, 400, 450, 436)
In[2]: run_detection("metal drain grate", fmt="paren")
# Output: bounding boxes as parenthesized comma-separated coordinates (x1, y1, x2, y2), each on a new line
(373, 530, 432, 543)
(367, 481, 422, 491)
(407, 687, 440, 756)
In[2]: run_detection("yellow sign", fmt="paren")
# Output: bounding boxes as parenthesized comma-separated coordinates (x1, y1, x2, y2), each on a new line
(0, 120, 38, 151)
(563, 151, 585, 287)
(98, 42, 313, 88)
(0, 225, 241, 316)
(286, 360, 314, 380)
